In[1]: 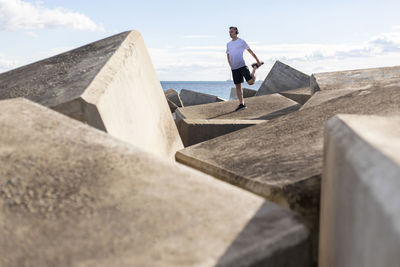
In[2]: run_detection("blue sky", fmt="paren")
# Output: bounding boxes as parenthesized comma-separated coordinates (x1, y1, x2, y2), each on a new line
(1, 0, 400, 80)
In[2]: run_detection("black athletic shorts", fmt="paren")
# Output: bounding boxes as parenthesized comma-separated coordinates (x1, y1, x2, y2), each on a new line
(232, 65, 252, 84)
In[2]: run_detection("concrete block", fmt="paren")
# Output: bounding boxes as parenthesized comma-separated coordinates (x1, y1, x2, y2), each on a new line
(180, 89, 225, 106)
(176, 94, 300, 121)
(279, 87, 312, 105)
(311, 65, 400, 94)
(300, 89, 359, 110)
(256, 61, 310, 96)
(165, 88, 183, 107)
(0, 98, 311, 267)
(177, 119, 264, 147)
(229, 87, 257, 100)
(176, 86, 400, 263)
(167, 98, 178, 113)
(0, 30, 183, 159)
(320, 114, 400, 267)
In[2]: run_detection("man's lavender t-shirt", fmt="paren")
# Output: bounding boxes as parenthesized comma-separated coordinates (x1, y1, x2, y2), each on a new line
(226, 38, 250, 70)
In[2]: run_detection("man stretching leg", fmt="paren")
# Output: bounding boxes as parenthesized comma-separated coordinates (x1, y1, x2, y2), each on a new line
(226, 26, 263, 111)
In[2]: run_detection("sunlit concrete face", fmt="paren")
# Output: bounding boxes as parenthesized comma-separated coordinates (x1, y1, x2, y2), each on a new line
(256, 61, 310, 96)
(0, 30, 183, 159)
(320, 114, 400, 267)
(0, 98, 310, 267)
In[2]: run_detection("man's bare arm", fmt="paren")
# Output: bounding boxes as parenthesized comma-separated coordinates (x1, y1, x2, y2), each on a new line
(247, 49, 261, 64)
(227, 53, 232, 68)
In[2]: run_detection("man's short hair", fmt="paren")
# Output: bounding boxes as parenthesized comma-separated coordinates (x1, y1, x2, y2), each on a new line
(229, 26, 239, 34)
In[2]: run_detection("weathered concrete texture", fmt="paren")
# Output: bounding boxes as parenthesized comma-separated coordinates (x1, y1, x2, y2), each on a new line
(0, 98, 311, 267)
(300, 89, 359, 110)
(256, 61, 310, 96)
(177, 119, 264, 147)
(311, 65, 400, 94)
(165, 88, 183, 108)
(167, 98, 179, 113)
(320, 114, 400, 267)
(176, 86, 400, 263)
(279, 87, 312, 105)
(176, 94, 300, 121)
(180, 89, 225, 106)
(0, 30, 183, 159)
(229, 87, 257, 100)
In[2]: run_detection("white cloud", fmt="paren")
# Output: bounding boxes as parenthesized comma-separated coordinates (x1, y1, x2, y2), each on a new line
(0, 46, 74, 74)
(0, 54, 18, 72)
(183, 35, 215, 39)
(24, 31, 38, 37)
(0, 0, 103, 31)
(149, 27, 400, 80)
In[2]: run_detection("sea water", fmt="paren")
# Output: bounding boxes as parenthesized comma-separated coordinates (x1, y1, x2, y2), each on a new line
(161, 81, 263, 100)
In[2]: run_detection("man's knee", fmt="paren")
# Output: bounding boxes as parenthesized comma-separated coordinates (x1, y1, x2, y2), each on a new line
(247, 79, 255, 85)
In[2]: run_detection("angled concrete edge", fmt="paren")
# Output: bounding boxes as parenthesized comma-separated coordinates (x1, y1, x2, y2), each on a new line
(256, 61, 310, 96)
(0, 30, 183, 159)
(0, 97, 311, 267)
(175, 94, 300, 122)
(177, 119, 265, 147)
(300, 89, 359, 110)
(320, 114, 400, 267)
(310, 65, 400, 94)
(180, 89, 224, 106)
(279, 87, 312, 105)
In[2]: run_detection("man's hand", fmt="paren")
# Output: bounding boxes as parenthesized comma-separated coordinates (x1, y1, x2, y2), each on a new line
(227, 53, 232, 68)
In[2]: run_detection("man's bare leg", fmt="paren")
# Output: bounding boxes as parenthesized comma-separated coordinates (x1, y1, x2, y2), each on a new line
(247, 67, 257, 85)
(235, 83, 244, 105)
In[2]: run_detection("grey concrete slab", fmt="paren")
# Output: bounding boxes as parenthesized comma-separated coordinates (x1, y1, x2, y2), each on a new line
(311, 65, 400, 94)
(300, 89, 359, 110)
(0, 98, 310, 267)
(165, 88, 183, 108)
(176, 94, 300, 121)
(256, 61, 310, 96)
(176, 86, 400, 263)
(0, 30, 183, 159)
(229, 87, 257, 100)
(180, 89, 225, 106)
(279, 87, 312, 105)
(177, 119, 264, 147)
(320, 114, 400, 267)
(167, 98, 178, 113)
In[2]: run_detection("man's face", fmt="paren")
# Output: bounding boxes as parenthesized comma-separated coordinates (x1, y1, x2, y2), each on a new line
(229, 28, 237, 38)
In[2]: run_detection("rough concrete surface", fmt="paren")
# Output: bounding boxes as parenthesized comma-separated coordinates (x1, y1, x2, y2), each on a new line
(165, 88, 183, 108)
(310, 65, 400, 94)
(176, 94, 300, 121)
(167, 98, 179, 113)
(177, 119, 264, 147)
(256, 61, 310, 96)
(229, 87, 257, 100)
(300, 89, 359, 110)
(279, 87, 312, 105)
(319, 114, 400, 267)
(176, 86, 400, 262)
(0, 98, 311, 267)
(180, 89, 225, 106)
(0, 30, 183, 159)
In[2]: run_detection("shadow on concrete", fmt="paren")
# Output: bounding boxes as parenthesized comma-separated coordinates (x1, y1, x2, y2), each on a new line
(255, 105, 301, 120)
(208, 110, 238, 119)
(206, 105, 300, 121)
(215, 202, 311, 267)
